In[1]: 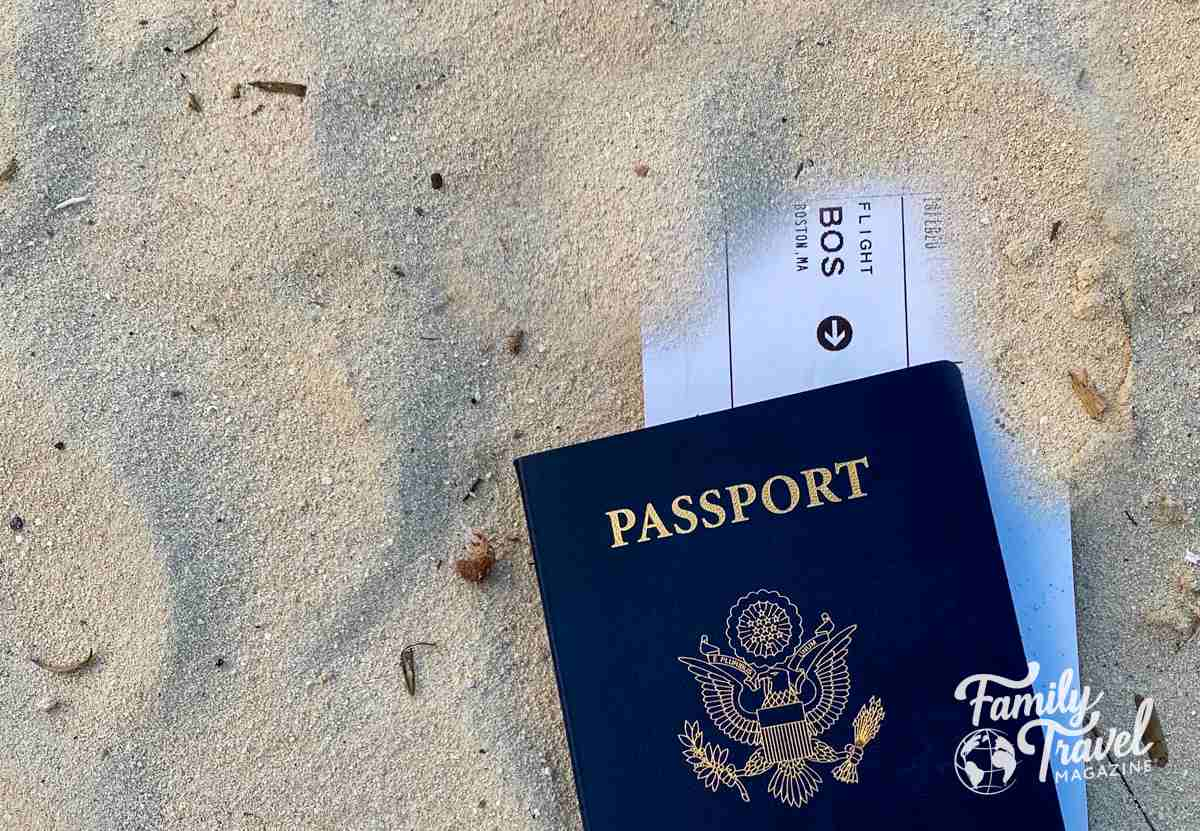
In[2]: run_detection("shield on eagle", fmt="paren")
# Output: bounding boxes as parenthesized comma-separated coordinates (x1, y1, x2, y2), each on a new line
(677, 589, 885, 808)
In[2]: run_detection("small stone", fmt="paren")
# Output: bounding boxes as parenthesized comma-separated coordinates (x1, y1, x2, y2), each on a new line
(8, 515, 23, 532)
(1147, 495, 1187, 526)
(53, 441, 65, 451)
(1102, 208, 1131, 242)
(1075, 257, 1106, 290)
(430, 172, 444, 190)
(215, 657, 225, 668)
(633, 162, 650, 177)
(186, 92, 202, 113)
(230, 83, 241, 99)
(1003, 237, 1039, 267)
(505, 328, 525, 355)
(1145, 602, 1197, 636)
(1071, 289, 1107, 320)
(36, 696, 59, 713)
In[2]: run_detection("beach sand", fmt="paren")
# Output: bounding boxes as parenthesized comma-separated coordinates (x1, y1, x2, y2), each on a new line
(1, 1, 1197, 828)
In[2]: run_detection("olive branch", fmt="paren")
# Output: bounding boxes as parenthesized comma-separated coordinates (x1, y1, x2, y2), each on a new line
(678, 720, 750, 802)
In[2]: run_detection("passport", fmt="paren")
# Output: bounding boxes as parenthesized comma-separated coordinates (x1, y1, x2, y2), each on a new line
(514, 362, 1066, 830)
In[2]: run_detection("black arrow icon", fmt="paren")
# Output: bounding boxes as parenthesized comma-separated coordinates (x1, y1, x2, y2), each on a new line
(816, 315, 853, 351)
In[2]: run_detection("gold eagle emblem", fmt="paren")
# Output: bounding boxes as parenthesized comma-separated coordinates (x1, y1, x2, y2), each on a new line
(678, 589, 885, 807)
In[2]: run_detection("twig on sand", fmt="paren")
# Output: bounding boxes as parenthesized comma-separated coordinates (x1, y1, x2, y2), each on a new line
(183, 25, 218, 54)
(249, 81, 307, 98)
(54, 195, 90, 211)
(400, 642, 436, 696)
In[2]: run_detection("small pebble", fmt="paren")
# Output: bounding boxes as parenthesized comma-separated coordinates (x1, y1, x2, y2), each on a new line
(633, 162, 650, 177)
(1003, 237, 1039, 268)
(53, 441, 66, 451)
(1147, 494, 1187, 525)
(215, 657, 225, 668)
(36, 696, 59, 713)
(1071, 289, 1107, 320)
(1076, 257, 1106, 290)
(9, 515, 23, 532)
(430, 172, 444, 190)
(1102, 208, 1130, 242)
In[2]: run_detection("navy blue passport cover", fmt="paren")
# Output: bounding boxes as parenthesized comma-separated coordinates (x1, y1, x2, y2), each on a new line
(514, 362, 1064, 830)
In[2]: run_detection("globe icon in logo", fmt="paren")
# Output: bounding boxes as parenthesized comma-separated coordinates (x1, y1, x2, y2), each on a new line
(954, 728, 1018, 795)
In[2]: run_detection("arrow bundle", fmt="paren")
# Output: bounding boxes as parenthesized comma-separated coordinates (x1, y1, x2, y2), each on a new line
(832, 696, 885, 784)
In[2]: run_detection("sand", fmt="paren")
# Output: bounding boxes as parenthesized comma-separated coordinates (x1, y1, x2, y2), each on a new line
(1, 1, 1197, 828)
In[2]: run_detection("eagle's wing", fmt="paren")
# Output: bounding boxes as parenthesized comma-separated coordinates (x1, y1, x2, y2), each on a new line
(678, 657, 761, 746)
(803, 624, 855, 736)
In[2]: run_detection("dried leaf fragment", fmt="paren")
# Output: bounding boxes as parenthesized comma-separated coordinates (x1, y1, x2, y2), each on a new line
(186, 92, 202, 113)
(1068, 369, 1106, 419)
(505, 328, 525, 355)
(455, 529, 495, 583)
(1134, 693, 1168, 768)
(0, 157, 16, 183)
(249, 81, 307, 98)
(31, 647, 94, 675)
